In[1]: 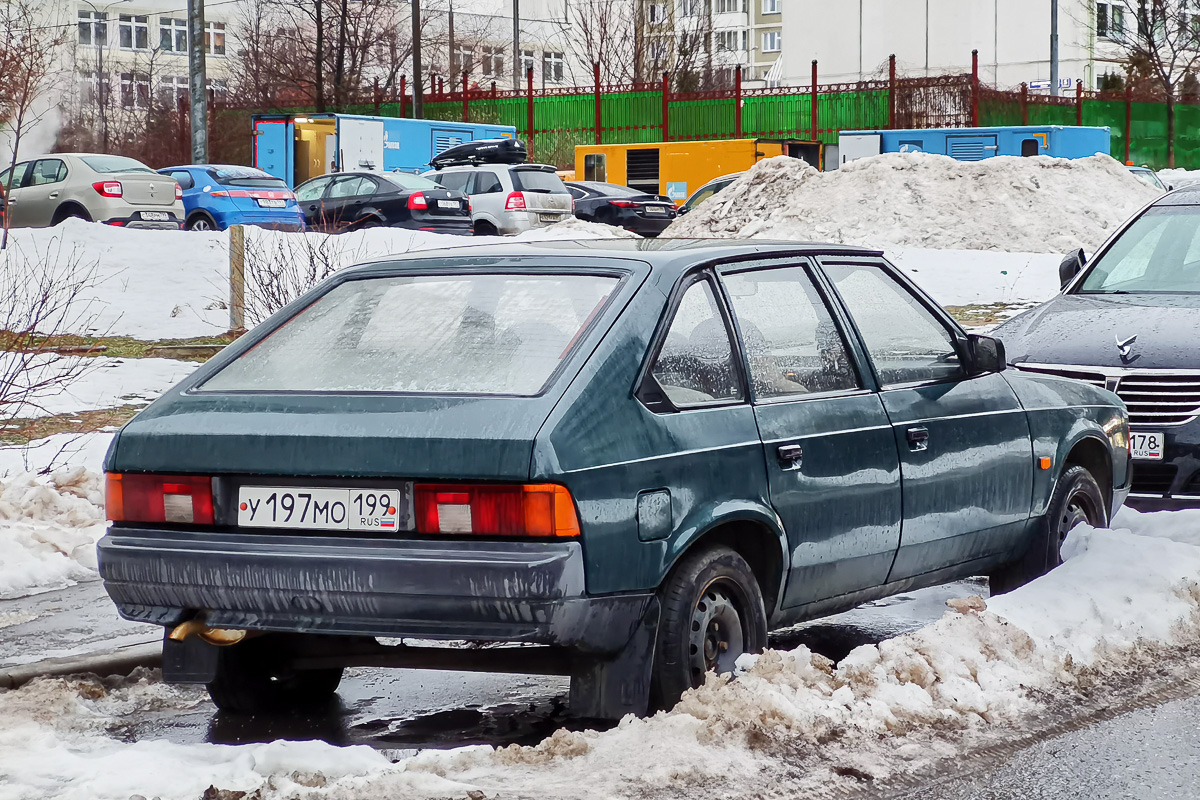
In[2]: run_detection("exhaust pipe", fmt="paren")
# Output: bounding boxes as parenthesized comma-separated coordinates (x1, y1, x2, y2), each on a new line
(168, 618, 247, 646)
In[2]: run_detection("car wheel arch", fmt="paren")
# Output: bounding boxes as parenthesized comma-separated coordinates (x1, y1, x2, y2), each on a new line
(1061, 434, 1114, 511)
(186, 211, 218, 231)
(661, 505, 788, 617)
(52, 203, 92, 224)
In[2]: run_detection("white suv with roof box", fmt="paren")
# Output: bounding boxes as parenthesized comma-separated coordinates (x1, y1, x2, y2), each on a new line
(423, 162, 574, 235)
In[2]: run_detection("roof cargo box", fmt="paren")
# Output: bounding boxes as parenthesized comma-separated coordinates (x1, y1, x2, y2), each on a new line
(431, 138, 528, 169)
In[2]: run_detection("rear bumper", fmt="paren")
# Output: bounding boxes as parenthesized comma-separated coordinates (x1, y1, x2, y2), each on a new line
(395, 218, 473, 235)
(97, 527, 651, 655)
(103, 212, 183, 230)
(219, 211, 306, 232)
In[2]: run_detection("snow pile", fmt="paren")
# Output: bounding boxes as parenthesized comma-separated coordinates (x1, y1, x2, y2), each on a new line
(6, 356, 199, 421)
(515, 217, 642, 240)
(0, 468, 106, 599)
(2, 519, 1199, 799)
(665, 152, 1160, 253)
(1158, 167, 1200, 189)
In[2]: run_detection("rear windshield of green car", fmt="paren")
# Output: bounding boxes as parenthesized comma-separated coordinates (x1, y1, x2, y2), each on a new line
(200, 273, 620, 395)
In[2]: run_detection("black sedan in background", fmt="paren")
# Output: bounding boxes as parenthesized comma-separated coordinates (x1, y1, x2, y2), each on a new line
(565, 181, 677, 236)
(294, 171, 472, 234)
(995, 186, 1200, 507)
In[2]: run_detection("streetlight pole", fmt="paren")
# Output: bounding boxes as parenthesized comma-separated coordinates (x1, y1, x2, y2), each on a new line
(411, 0, 423, 118)
(80, 0, 127, 153)
(187, 0, 208, 163)
(512, 0, 520, 91)
(1050, 0, 1060, 97)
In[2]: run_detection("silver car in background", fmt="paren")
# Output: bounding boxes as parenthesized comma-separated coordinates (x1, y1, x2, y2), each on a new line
(0, 154, 184, 229)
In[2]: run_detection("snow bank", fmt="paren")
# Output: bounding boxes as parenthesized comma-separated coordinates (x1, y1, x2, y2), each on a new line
(0, 468, 106, 599)
(0, 431, 115, 479)
(888, 248, 1061, 306)
(665, 152, 1160, 253)
(2, 517, 1199, 799)
(5, 356, 199, 420)
(1158, 168, 1200, 189)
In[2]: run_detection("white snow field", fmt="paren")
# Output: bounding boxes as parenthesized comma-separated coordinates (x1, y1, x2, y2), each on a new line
(666, 152, 1161, 253)
(1157, 167, 1200, 189)
(0, 468, 1199, 799)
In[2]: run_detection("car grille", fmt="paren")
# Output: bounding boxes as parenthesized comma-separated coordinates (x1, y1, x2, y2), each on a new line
(1015, 365, 1200, 426)
(1130, 464, 1177, 496)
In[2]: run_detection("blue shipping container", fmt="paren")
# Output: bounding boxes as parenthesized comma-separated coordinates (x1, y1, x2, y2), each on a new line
(837, 125, 1112, 167)
(252, 113, 517, 188)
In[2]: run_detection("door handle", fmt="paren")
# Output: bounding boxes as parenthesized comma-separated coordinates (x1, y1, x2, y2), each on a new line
(48, 191, 59, 199)
(906, 426, 930, 452)
(776, 443, 804, 468)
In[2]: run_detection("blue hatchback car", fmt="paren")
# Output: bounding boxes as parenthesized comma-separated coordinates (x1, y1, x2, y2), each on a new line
(157, 164, 305, 232)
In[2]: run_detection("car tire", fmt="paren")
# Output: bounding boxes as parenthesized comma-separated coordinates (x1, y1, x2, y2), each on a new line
(650, 545, 768, 711)
(473, 220, 498, 236)
(51, 206, 92, 225)
(989, 464, 1108, 595)
(187, 213, 218, 232)
(205, 635, 343, 714)
(357, 217, 383, 229)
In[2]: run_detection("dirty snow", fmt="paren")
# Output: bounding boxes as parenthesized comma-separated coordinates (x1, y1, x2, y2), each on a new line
(665, 152, 1159, 253)
(1, 517, 1198, 799)
(0, 469, 105, 599)
(1157, 167, 1200, 189)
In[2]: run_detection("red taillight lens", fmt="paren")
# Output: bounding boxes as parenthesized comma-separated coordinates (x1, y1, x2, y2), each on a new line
(106, 473, 214, 525)
(505, 191, 526, 211)
(92, 181, 123, 198)
(175, 183, 183, 200)
(414, 483, 579, 537)
(610, 200, 639, 208)
(408, 192, 428, 210)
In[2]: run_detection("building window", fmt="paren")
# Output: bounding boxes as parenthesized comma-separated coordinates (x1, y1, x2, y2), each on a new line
(649, 39, 669, 63)
(120, 72, 150, 109)
(680, 0, 702, 17)
(206, 21, 225, 56)
(482, 46, 504, 78)
(714, 0, 743, 12)
(160, 17, 187, 52)
(648, 3, 667, 24)
(158, 75, 189, 106)
(78, 70, 110, 106)
(715, 30, 744, 51)
(118, 14, 148, 50)
(208, 77, 228, 97)
(762, 0, 781, 13)
(762, 30, 781, 52)
(451, 45, 473, 75)
(1096, 1, 1124, 39)
(542, 51, 564, 83)
(78, 10, 107, 46)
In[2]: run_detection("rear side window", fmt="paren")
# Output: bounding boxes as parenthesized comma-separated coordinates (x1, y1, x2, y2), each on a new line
(512, 169, 565, 194)
(472, 171, 504, 194)
(432, 171, 471, 193)
(649, 279, 743, 407)
(200, 273, 620, 396)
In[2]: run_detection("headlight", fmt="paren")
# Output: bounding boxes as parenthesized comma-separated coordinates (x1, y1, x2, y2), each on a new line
(1103, 413, 1130, 452)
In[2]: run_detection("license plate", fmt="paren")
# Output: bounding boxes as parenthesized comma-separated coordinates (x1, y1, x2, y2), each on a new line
(644, 206, 667, 215)
(437, 200, 459, 209)
(257, 198, 287, 208)
(237, 486, 411, 531)
(140, 211, 169, 221)
(539, 213, 561, 223)
(1130, 431, 1164, 460)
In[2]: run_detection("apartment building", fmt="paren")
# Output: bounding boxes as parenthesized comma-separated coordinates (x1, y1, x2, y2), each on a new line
(438, 0, 579, 89)
(66, 0, 234, 118)
(779, 0, 1129, 91)
(751, 0, 783, 84)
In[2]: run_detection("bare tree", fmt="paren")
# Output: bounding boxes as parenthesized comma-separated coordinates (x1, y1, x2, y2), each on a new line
(0, 0, 69, 250)
(1094, 0, 1200, 167)
(567, 0, 642, 84)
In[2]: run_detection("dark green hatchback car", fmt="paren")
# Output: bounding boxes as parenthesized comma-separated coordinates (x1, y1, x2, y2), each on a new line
(98, 240, 1130, 718)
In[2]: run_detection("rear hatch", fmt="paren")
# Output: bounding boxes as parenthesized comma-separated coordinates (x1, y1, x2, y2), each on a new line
(108, 265, 633, 486)
(206, 166, 295, 213)
(622, 193, 677, 220)
(383, 173, 470, 222)
(512, 167, 572, 215)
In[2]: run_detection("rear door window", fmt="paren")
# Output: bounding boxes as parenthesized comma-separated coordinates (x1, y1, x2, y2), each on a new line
(200, 273, 621, 396)
(432, 171, 471, 193)
(648, 278, 743, 407)
(30, 159, 67, 185)
(471, 171, 504, 194)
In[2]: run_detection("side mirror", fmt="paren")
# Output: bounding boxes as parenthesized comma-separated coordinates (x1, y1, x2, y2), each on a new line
(1169, 184, 1175, 191)
(1059, 248, 1086, 290)
(968, 334, 1007, 374)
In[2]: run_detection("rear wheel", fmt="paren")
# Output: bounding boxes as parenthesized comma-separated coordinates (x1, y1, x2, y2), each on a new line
(206, 635, 343, 714)
(52, 206, 91, 225)
(356, 217, 383, 229)
(989, 464, 1107, 595)
(651, 546, 768, 711)
(473, 220, 498, 236)
(187, 213, 217, 232)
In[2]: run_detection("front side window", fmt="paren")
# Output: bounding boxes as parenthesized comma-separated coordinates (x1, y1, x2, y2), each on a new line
(1078, 206, 1200, 293)
(723, 265, 859, 399)
(824, 263, 962, 387)
(650, 279, 743, 407)
(294, 177, 331, 202)
(200, 274, 620, 396)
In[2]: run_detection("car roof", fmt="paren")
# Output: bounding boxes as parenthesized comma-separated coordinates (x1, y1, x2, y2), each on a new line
(339, 238, 882, 288)
(1153, 183, 1200, 206)
(430, 162, 557, 172)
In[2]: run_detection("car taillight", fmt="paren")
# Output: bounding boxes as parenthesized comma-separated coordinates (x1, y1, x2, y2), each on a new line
(610, 200, 640, 208)
(92, 181, 123, 198)
(505, 192, 526, 211)
(414, 483, 579, 537)
(106, 473, 214, 525)
(408, 192, 428, 210)
(175, 183, 183, 200)
(209, 190, 229, 197)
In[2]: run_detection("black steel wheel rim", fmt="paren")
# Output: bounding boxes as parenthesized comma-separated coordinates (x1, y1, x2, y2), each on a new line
(1056, 486, 1102, 547)
(688, 578, 747, 684)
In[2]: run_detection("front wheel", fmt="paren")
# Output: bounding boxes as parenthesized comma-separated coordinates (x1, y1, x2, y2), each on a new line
(989, 464, 1107, 595)
(651, 546, 768, 711)
(206, 635, 343, 714)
